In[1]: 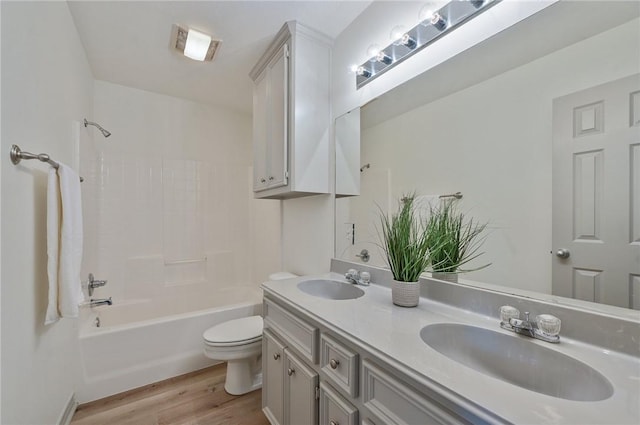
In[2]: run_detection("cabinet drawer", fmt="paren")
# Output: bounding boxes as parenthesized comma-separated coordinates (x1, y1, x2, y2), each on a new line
(362, 360, 472, 425)
(320, 333, 359, 397)
(264, 299, 319, 364)
(319, 382, 358, 425)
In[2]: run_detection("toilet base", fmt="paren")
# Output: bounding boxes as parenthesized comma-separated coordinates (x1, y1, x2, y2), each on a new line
(224, 355, 263, 395)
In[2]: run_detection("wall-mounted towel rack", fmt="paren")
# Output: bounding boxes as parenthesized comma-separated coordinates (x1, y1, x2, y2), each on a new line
(439, 191, 463, 200)
(10, 144, 83, 182)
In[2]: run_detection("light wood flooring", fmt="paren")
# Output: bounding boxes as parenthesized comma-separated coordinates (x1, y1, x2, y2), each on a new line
(70, 364, 269, 425)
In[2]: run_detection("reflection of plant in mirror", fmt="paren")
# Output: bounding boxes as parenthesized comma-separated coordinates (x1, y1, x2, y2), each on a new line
(378, 194, 431, 282)
(426, 201, 490, 275)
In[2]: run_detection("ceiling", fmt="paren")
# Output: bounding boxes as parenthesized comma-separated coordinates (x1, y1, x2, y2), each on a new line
(68, 1, 372, 115)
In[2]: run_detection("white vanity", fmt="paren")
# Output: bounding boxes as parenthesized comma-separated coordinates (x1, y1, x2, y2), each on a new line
(261, 264, 640, 425)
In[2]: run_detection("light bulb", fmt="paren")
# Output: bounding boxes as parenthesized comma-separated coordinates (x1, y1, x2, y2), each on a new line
(349, 64, 359, 73)
(390, 25, 407, 45)
(419, 6, 435, 24)
(366, 44, 381, 61)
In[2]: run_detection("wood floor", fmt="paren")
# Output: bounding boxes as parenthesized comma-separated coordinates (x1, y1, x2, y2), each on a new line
(71, 364, 269, 425)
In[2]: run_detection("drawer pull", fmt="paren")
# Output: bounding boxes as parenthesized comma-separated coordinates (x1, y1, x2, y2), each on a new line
(329, 358, 340, 369)
(330, 421, 339, 425)
(273, 353, 280, 360)
(287, 368, 295, 376)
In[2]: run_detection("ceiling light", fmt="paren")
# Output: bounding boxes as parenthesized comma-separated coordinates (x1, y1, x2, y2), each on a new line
(172, 25, 221, 62)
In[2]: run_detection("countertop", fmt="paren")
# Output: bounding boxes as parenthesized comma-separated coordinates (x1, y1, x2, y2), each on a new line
(262, 273, 640, 425)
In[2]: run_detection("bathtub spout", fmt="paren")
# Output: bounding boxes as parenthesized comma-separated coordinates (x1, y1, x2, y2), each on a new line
(90, 297, 112, 307)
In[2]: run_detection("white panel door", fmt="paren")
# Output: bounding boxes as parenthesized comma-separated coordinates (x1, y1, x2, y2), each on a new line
(552, 74, 640, 309)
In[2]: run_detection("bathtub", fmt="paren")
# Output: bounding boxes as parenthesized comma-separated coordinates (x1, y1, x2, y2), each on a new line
(76, 286, 263, 403)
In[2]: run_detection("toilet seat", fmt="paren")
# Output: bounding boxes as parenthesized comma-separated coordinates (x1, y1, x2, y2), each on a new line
(203, 315, 263, 347)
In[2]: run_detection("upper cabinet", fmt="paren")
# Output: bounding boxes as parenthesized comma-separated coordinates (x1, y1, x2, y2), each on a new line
(250, 21, 331, 199)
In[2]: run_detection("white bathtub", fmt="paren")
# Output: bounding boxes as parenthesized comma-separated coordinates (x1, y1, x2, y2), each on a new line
(77, 286, 263, 403)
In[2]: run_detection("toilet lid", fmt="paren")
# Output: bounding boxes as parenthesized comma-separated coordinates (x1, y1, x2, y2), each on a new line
(203, 316, 263, 345)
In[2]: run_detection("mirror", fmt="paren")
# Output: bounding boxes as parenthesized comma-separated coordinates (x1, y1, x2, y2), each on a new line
(335, 1, 640, 310)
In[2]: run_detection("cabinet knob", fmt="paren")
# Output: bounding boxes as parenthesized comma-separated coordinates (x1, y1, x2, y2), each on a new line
(330, 421, 339, 425)
(273, 353, 280, 361)
(287, 368, 295, 376)
(260, 178, 266, 183)
(329, 359, 340, 369)
(268, 176, 274, 181)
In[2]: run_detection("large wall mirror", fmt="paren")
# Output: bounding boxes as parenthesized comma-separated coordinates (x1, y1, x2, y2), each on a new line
(335, 1, 640, 311)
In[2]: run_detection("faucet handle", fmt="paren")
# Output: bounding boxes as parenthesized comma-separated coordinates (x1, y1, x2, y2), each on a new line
(346, 269, 358, 279)
(499, 305, 520, 323)
(360, 271, 370, 284)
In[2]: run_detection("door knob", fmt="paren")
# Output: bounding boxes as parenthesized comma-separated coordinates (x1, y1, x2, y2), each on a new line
(556, 249, 570, 259)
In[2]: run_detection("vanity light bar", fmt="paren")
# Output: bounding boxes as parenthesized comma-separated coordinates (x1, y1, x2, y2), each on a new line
(355, 0, 500, 89)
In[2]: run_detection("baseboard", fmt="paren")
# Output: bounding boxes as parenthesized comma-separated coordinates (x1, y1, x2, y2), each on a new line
(57, 393, 78, 425)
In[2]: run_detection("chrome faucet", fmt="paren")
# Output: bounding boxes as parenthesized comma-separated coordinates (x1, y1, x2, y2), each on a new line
(89, 297, 112, 307)
(499, 306, 561, 343)
(345, 269, 371, 286)
(87, 273, 108, 296)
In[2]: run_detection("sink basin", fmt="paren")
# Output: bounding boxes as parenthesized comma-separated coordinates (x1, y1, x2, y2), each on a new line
(297, 279, 365, 300)
(420, 323, 613, 401)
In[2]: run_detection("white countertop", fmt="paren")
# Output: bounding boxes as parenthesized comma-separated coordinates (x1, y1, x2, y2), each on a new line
(262, 273, 640, 425)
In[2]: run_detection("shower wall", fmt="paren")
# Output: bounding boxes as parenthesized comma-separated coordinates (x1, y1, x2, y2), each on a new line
(82, 80, 281, 305)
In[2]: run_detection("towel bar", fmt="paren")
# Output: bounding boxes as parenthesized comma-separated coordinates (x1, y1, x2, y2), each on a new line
(10, 144, 84, 182)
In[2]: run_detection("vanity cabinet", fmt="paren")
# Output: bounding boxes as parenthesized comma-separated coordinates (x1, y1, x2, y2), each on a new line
(263, 294, 482, 425)
(249, 21, 331, 199)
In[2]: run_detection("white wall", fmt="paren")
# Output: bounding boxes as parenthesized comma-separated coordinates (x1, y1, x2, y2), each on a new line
(1, 2, 94, 423)
(351, 18, 640, 292)
(85, 81, 280, 303)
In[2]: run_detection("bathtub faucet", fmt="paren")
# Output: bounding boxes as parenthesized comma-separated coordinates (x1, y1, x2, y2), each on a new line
(89, 297, 112, 307)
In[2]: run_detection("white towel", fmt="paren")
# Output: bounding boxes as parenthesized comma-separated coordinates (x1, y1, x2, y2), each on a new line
(45, 164, 84, 325)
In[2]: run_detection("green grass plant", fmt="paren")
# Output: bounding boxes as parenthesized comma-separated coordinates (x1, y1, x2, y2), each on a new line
(425, 201, 490, 274)
(379, 195, 431, 282)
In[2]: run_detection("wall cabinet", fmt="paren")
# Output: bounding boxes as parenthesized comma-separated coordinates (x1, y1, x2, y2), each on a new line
(250, 21, 331, 199)
(263, 294, 483, 425)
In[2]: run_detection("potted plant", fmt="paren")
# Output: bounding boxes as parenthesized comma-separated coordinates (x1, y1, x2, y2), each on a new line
(425, 201, 490, 283)
(379, 195, 431, 307)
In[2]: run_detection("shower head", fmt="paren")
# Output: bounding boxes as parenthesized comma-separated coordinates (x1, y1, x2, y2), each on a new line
(84, 118, 111, 138)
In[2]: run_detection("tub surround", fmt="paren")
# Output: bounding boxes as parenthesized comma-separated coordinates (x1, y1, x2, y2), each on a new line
(261, 271, 640, 424)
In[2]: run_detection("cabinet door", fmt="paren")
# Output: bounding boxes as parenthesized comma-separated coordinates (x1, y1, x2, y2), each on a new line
(266, 43, 289, 189)
(263, 330, 286, 425)
(253, 70, 269, 191)
(284, 348, 318, 425)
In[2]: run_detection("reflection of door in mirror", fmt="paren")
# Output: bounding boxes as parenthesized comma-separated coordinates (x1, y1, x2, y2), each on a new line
(552, 74, 640, 309)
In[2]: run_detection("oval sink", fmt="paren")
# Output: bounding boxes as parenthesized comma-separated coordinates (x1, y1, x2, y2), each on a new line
(420, 323, 613, 401)
(297, 279, 365, 300)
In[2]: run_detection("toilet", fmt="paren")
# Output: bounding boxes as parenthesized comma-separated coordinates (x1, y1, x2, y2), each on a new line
(202, 272, 297, 395)
(203, 315, 264, 395)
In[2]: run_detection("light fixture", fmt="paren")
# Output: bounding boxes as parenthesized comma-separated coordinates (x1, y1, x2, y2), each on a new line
(354, 0, 500, 89)
(356, 66, 371, 78)
(400, 33, 417, 49)
(429, 12, 448, 31)
(171, 25, 221, 62)
(376, 51, 393, 65)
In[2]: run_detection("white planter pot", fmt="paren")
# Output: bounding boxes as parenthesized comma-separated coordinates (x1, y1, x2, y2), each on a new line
(431, 272, 458, 283)
(391, 280, 420, 307)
